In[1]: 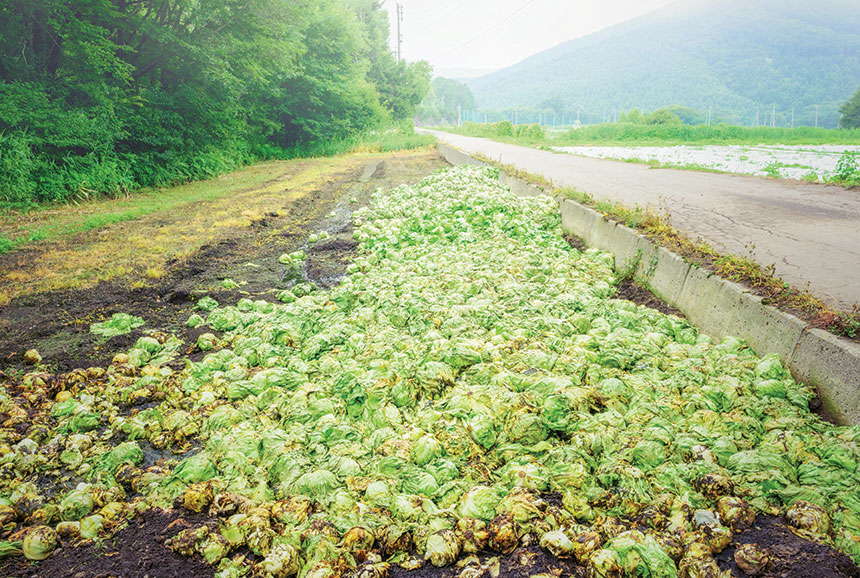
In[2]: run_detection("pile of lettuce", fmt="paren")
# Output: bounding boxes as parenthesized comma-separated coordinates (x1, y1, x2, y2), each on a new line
(2, 165, 859, 578)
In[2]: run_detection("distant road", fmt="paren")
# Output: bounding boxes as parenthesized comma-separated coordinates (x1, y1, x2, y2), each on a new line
(423, 130, 860, 309)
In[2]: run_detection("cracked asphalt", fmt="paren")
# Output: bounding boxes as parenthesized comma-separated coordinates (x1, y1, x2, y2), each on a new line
(424, 130, 860, 310)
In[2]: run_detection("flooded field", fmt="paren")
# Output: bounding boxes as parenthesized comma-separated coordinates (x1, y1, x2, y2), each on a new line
(553, 144, 859, 180)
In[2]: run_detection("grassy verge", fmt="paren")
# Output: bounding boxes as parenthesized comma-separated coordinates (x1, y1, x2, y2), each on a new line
(470, 152, 860, 341)
(0, 147, 442, 305)
(0, 128, 436, 255)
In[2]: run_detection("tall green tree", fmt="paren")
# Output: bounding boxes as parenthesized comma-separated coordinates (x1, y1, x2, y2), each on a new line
(840, 85, 860, 129)
(416, 77, 475, 124)
(0, 0, 431, 205)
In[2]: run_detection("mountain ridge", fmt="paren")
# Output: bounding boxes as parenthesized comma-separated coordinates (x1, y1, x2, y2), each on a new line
(466, 0, 860, 127)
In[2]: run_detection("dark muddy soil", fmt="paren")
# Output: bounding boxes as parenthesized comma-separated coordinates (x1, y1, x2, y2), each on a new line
(1, 513, 855, 578)
(0, 509, 216, 578)
(0, 152, 446, 376)
(567, 234, 685, 318)
(615, 278, 685, 318)
(717, 515, 860, 578)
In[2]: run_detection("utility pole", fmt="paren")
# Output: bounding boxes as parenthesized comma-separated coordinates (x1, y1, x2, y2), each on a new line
(707, 105, 712, 128)
(772, 104, 776, 128)
(815, 105, 819, 128)
(791, 107, 794, 128)
(457, 104, 462, 127)
(396, 3, 403, 63)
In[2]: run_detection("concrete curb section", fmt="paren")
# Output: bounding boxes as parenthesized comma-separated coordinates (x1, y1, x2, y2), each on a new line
(437, 143, 860, 426)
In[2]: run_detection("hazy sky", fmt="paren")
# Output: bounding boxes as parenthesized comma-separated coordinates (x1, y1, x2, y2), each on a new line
(386, 0, 679, 77)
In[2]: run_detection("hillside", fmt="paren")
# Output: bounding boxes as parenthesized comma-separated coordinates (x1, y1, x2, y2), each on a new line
(467, 0, 860, 127)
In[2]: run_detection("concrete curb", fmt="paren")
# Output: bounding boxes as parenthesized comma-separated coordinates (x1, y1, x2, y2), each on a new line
(437, 142, 860, 426)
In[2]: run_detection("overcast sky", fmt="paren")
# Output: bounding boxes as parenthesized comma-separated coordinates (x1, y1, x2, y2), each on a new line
(385, 0, 680, 78)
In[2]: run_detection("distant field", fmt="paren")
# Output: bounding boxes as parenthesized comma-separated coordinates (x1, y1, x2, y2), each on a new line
(437, 123, 860, 183)
(446, 122, 860, 147)
(554, 144, 860, 181)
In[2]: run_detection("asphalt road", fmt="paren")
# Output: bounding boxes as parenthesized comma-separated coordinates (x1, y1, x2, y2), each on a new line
(424, 130, 860, 310)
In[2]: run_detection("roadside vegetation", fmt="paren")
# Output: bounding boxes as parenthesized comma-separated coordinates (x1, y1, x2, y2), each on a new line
(0, 126, 435, 257)
(0, 145, 441, 307)
(0, 1, 431, 211)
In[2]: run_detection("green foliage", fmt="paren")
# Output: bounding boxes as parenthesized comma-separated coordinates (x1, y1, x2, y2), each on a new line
(416, 78, 476, 125)
(459, 122, 545, 141)
(826, 151, 860, 186)
(0, 0, 431, 207)
(840, 85, 860, 129)
(450, 121, 860, 147)
(561, 123, 860, 146)
(618, 108, 683, 125)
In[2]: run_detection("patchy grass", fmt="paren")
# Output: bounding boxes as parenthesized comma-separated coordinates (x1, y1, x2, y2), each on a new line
(0, 148, 438, 305)
(470, 153, 860, 341)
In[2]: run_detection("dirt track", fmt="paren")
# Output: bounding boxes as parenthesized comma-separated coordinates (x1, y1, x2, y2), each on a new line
(0, 149, 446, 375)
(423, 130, 860, 310)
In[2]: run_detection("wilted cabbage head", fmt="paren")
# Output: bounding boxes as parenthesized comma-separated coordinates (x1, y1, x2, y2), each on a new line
(259, 543, 302, 578)
(587, 548, 623, 578)
(540, 530, 575, 558)
(183, 481, 215, 513)
(301, 519, 340, 543)
(411, 435, 443, 466)
(343, 526, 375, 553)
(380, 524, 412, 556)
(199, 533, 230, 565)
(467, 413, 497, 449)
(210, 492, 250, 518)
(496, 487, 543, 523)
(692, 474, 734, 500)
(354, 562, 392, 578)
(60, 489, 94, 521)
(23, 525, 58, 560)
(717, 497, 755, 532)
(424, 529, 461, 567)
(734, 543, 770, 576)
(0, 504, 17, 530)
(55, 521, 81, 540)
(699, 524, 732, 554)
(571, 530, 602, 565)
(488, 515, 518, 554)
(79, 514, 105, 539)
(458, 486, 501, 522)
(633, 505, 667, 531)
(678, 554, 726, 578)
(455, 517, 489, 554)
(167, 526, 210, 557)
(786, 501, 831, 536)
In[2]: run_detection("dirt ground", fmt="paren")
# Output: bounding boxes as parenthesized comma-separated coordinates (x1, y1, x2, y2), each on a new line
(2, 510, 856, 578)
(0, 149, 446, 377)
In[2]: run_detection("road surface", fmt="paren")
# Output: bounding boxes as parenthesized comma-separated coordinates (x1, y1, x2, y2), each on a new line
(424, 130, 860, 310)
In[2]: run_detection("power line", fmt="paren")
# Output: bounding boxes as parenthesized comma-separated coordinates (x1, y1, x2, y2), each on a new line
(396, 3, 403, 62)
(430, 0, 543, 62)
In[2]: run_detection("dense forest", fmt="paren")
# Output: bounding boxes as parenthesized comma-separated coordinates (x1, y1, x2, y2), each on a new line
(0, 0, 430, 206)
(467, 0, 860, 129)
